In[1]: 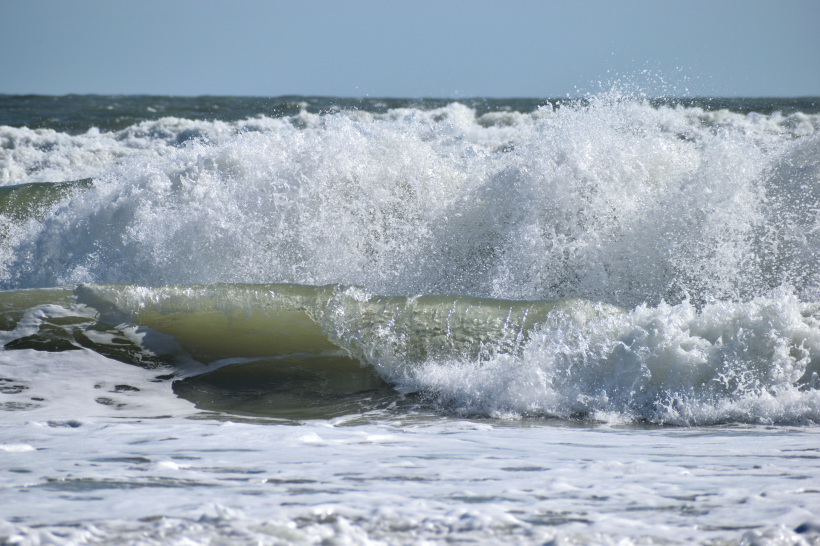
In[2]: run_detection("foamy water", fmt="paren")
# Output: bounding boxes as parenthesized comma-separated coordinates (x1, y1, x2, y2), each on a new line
(3, 97, 819, 304)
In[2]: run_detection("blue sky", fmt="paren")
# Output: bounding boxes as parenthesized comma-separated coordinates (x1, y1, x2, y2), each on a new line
(1, 0, 818, 97)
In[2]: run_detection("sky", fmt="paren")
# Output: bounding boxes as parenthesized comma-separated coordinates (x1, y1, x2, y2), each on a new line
(1, 0, 818, 98)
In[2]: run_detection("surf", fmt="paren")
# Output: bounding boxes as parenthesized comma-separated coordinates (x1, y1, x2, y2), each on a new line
(1, 283, 818, 425)
(2, 93, 820, 425)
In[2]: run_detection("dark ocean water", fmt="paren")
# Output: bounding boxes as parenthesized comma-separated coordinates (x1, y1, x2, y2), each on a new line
(2, 94, 817, 134)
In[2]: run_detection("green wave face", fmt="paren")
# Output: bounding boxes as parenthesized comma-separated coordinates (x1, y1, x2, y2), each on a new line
(0, 179, 93, 222)
(0, 284, 820, 424)
(1, 180, 95, 260)
(3, 283, 818, 425)
(0, 283, 577, 421)
(6, 284, 820, 424)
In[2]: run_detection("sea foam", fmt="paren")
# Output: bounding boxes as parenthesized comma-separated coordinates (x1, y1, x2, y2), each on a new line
(2, 97, 819, 308)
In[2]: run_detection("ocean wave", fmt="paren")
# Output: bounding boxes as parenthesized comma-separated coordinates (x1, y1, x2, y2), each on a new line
(1, 284, 818, 425)
(2, 93, 820, 425)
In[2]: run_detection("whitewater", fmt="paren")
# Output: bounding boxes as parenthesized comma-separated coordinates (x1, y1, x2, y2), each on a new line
(1, 94, 820, 545)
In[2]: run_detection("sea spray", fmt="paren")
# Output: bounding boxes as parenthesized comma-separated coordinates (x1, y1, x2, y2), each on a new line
(1, 96, 819, 308)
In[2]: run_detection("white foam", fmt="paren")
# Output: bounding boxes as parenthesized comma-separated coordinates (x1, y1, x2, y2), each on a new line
(352, 292, 820, 425)
(0, 443, 35, 452)
(0, 348, 194, 422)
(2, 98, 819, 309)
(2, 418, 819, 545)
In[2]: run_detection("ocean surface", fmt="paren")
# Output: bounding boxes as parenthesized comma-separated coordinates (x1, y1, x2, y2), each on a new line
(1, 93, 820, 545)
